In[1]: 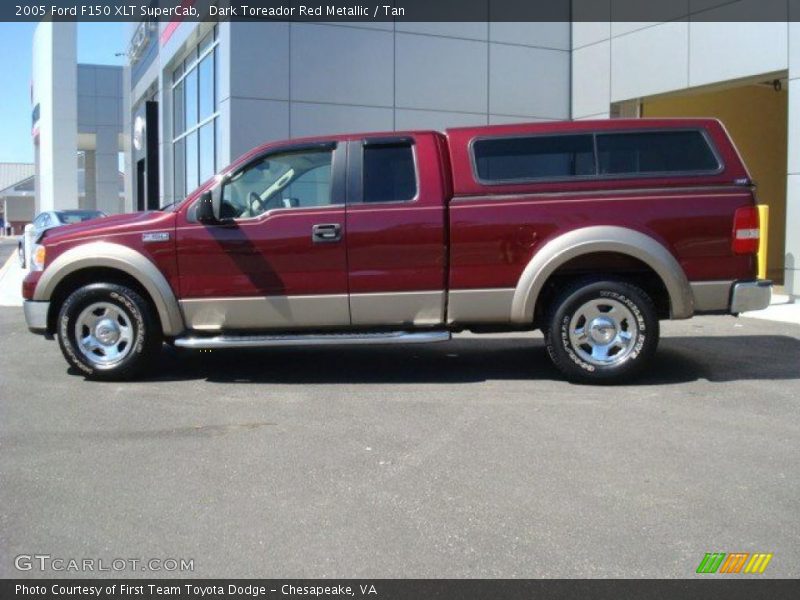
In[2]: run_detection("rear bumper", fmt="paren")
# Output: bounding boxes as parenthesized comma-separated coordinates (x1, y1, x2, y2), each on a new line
(730, 280, 772, 313)
(690, 279, 772, 315)
(23, 300, 49, 334)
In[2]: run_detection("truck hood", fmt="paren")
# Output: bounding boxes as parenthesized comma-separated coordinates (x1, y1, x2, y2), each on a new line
(42, 211, 176, 245)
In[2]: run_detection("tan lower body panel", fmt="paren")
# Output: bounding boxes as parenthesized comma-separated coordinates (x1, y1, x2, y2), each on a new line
(180, 295, 350, 331)
(446, 288, 515, 324)
(181, 291, 445, 330)
(690, 280, 734, 312)
(349, 291, 445, 326)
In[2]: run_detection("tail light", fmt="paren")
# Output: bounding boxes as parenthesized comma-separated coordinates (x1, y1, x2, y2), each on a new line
(732, 205, 760, 255)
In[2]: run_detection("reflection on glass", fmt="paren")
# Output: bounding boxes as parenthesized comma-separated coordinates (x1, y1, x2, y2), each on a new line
(198, 53, 214, 122)
(172, 80, 184, 137)
(173, 138, 185, 200)
(185, 131, 198, 194)
(185, 68, 198, 129)
(199, 122, 215, 184)
(172, 37, 218, 202)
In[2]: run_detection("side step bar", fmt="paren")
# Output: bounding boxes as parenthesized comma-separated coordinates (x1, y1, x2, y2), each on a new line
(173, 330, 451, 350)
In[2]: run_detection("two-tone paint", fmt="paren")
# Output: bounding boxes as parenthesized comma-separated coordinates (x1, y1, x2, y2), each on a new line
(23, 118, 764, 339)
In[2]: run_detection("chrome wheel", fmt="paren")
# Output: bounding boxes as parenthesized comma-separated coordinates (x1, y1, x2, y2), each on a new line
(74, 302, 134, 367)
(568, 297, 639, 367)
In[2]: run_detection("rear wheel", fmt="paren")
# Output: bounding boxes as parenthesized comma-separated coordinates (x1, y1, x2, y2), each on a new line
(544, 278, 659, 384)
(57, 283, 161, 381)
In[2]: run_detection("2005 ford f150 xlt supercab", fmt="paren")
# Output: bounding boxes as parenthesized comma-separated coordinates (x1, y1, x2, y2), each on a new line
(22, 119, 772, 383)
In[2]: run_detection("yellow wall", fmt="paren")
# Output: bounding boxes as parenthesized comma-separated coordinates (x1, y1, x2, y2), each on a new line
(643, 85, 787, 282)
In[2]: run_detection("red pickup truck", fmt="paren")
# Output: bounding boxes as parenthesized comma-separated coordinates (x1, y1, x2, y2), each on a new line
(22, 118, 771, 383)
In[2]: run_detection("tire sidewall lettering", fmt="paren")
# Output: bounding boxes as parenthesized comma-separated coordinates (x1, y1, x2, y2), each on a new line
(61, 288, 145, 374)
(109, 291, 145, 355)
(60, 311, 93, 375)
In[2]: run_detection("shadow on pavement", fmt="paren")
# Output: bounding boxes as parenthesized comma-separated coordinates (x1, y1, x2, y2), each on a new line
(110, 334, 800, 386)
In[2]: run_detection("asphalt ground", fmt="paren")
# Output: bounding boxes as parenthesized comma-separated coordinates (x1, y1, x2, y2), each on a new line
(1, 239, 798, 578)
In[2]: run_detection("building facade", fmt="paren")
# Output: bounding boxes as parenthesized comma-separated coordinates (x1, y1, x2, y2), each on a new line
(0, 163, 35, 235)
(32, 22, 124, 216)
(125, 21, 572, 211)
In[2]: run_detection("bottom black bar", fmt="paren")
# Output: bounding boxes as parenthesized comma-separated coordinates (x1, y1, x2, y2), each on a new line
(2, 579, 799, 600)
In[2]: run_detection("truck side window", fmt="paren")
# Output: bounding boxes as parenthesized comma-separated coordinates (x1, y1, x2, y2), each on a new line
(473, 134, 595, 182)
(596, 131, 720, 175)
(363, 143, 417, 203)
(220, 149, 334, 219)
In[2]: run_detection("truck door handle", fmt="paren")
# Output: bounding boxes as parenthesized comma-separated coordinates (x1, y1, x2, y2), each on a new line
(312, 223, 342, 243)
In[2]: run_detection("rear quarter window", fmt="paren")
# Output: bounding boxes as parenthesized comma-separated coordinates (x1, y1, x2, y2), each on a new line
(363, 143, 417, 203)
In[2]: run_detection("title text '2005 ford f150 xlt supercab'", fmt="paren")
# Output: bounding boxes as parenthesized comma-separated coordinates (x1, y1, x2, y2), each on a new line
(22, 118, 771, 383)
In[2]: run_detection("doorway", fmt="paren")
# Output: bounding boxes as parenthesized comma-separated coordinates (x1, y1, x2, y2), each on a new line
(136, 159, 146, 211)
(633, 78, 788, 283)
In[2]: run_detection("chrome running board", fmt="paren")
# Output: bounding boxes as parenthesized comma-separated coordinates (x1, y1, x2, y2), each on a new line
(173, 330, 451, 349)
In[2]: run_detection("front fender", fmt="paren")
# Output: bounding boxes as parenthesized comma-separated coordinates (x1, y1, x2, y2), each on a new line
(33, 241, 185, 336)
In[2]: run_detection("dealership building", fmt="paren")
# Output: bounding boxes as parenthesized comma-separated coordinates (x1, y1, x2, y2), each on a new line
(29, 16, 800, 296)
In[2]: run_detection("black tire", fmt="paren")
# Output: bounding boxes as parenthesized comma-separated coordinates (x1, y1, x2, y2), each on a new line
(544, 278, 659, 384)
(57, 283, 161, 381)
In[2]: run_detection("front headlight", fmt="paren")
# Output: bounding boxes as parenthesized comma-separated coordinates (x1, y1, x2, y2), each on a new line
(30, 244, 46, 271)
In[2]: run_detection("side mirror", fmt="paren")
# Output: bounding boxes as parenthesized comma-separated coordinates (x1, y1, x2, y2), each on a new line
(196, 190, 218, 224)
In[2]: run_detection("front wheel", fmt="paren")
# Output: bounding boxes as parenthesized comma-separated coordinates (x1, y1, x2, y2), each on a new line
(544, 279, 659, 384)
(57, 283, 161, 381)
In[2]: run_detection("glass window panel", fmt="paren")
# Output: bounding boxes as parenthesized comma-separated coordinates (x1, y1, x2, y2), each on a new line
(172, 79, 184, 137)
(173, 138, 185, 201)
(596, 131, 720, 175)
(283, 165, 332, 208)
(199, 30, 213, 54)
(363, 144, 417, 203)
(185, 130, 198, 194)
(199, 121, 215, 184)
(184, 67, 198, 129)
(215, 117, 221, 174)
(172, 62, 183, 83)
(473, 135, 596, 182)
(214, 47, 221, 113)
(221, 150, 333, 219)
(198, 53, 214, 121)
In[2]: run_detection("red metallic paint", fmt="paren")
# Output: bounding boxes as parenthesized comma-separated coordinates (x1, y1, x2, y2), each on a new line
(445, 118, 757, 290)
(447, 188, 756, 289)
(22, 270, 40, 300)
(175, 206, 349, 298)
(345, 133, 448, 294)
(25, 118, 758, 315)
(27, 210, 181, 295)
(445, 118, 750, 197)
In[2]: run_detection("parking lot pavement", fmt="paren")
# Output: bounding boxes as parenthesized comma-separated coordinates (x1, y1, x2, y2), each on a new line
(0, 239, 24, 307)
(1, 303, 798, 579)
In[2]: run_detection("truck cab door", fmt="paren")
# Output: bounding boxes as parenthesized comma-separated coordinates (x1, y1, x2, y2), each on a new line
(345, 134, 447, 327)
(175, 141, 350, 331)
